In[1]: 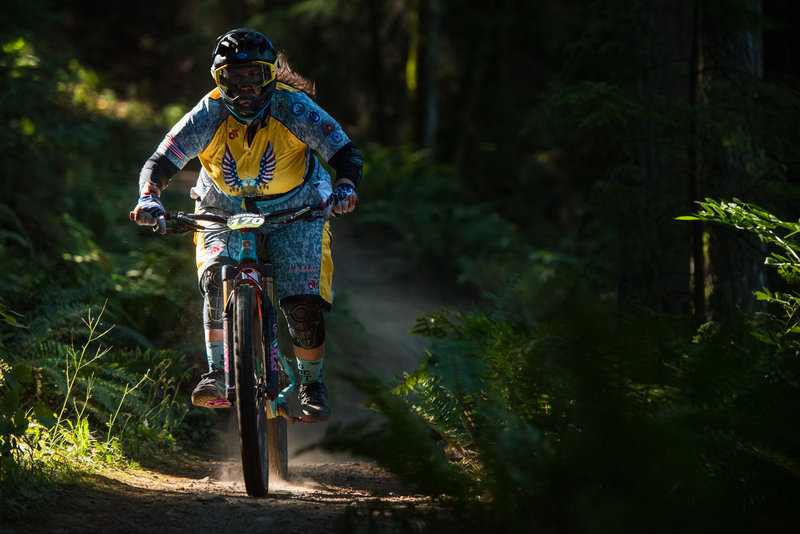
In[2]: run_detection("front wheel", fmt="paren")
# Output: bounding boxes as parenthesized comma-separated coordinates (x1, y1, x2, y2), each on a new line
(233, 284, 269, 497)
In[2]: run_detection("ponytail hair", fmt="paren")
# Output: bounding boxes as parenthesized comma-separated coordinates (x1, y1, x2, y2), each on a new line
(276, 52, 316, 99)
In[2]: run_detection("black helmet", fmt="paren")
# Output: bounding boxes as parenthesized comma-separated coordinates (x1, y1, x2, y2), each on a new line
(210, 28, 278, 122)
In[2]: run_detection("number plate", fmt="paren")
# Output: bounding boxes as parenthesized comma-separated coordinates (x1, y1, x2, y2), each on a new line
(228, 213, 265, 230)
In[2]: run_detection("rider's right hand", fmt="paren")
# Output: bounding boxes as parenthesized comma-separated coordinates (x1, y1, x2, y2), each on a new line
(130, 183, 166, 234)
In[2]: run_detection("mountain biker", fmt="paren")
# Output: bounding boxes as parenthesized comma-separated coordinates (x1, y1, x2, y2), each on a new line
(130, 28, 362, 422)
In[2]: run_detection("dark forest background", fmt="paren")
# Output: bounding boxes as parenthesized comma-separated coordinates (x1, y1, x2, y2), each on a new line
(3, 1, 800, 532)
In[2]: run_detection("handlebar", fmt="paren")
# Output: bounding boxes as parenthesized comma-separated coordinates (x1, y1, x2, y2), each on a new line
(131, 204, 329, 234)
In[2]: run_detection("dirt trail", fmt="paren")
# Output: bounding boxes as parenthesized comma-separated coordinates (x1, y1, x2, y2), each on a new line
(10, 221, 459, 534)
(26, 459, 430, 533)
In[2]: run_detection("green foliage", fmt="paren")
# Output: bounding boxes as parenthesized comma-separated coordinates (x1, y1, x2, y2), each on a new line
(526, 0, 800, 315)
(0, 305, 196, 521)
(3, 302, 195, 454)
(680, 198, 800, 349)
(357, 145, 570, 297)
(316, 252, 800, 532)
(0, 5, 212, 514)
(0, 355, 30, 461)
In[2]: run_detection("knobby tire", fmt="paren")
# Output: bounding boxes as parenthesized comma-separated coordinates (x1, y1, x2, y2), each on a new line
(265, 309, 289, 481)
(234, 285, 270, 497)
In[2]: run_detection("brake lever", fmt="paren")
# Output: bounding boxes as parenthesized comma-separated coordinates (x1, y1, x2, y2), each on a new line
(167, 213, 205, 234)
(169, 221, 198, 235)
(299, 203, 330, 222)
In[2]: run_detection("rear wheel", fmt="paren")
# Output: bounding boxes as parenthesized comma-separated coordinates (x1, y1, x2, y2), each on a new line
(234, 285, 269, 497)
(265, 315, 289, 481)
(268, 417, 288, 480)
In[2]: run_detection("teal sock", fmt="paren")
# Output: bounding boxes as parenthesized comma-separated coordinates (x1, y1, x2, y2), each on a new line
(206, 342, 225, 372)
(296, 357, 324, 384)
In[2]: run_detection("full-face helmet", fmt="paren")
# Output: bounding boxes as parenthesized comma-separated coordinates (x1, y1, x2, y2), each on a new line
(210, 28, 278, 122)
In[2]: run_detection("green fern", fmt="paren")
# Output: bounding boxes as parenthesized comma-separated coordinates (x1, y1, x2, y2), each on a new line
(680, 199, 800, 349)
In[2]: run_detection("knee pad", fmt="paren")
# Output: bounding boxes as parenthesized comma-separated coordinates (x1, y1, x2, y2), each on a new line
(281, 296, 325, 349)
(201, 267, 225, 329)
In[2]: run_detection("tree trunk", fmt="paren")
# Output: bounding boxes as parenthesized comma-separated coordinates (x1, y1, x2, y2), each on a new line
(422, 0, 442, 157)
(404, 0, 421, 147)
(689, 4, 706, 328)
(616, 3, 694, 317)
(697, 0, 767, 320)
(367, 0, 387, 144)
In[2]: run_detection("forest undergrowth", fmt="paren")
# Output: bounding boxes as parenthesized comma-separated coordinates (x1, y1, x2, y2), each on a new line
(313, 188, 800, 533)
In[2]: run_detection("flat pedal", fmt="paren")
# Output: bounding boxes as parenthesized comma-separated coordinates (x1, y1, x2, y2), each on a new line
(206, 398, 232, 408)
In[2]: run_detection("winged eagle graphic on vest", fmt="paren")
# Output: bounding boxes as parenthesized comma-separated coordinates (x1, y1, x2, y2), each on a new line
(222, 142, 276, 196)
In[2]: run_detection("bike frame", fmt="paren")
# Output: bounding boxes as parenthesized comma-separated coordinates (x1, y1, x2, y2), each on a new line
(165, 206, 324, 422)
(220, 222, 298, 422)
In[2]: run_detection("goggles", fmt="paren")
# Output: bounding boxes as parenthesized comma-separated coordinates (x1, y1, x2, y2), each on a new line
(214, 61, 276, 94)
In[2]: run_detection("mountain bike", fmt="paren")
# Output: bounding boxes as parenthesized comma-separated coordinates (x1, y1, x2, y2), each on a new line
(164, 203, 328, 497)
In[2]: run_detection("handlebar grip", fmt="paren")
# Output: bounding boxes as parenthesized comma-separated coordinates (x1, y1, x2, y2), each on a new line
(129, 211, 135, 221)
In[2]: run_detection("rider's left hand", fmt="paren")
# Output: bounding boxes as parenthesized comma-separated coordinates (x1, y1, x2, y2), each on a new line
(327, 181, 358, 217)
